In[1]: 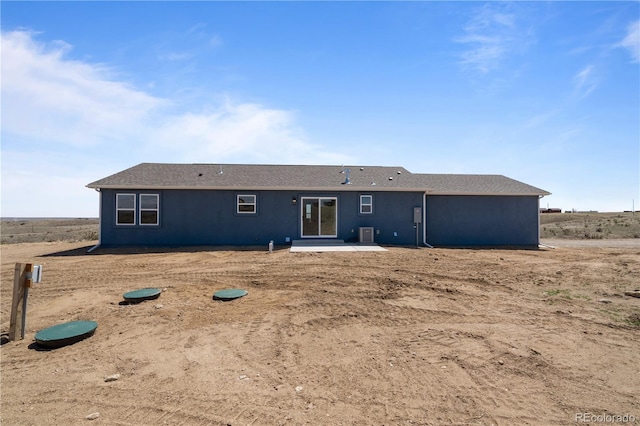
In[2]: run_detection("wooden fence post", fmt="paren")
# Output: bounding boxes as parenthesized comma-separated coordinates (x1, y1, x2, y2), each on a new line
(8, 263, 34, 341)
(8, 263, 24, 341)
(21, 264, 34, 339)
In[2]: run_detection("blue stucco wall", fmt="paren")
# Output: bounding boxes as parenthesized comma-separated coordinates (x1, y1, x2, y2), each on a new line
(98, 189, 424, 246)
(337, 191, 424, 245)
(425, 195, 540, 246)
(98, 190, 541, 247)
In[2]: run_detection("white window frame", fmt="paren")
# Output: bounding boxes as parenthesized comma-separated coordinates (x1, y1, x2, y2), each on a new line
(116, 193, 136, 225)
(139, 194, 160, 226)
(237, 194, 257, 214)
(360, 194, 373, 214)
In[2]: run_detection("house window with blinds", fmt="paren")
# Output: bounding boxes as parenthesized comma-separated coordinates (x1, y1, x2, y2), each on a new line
(237, 194, 257, 214)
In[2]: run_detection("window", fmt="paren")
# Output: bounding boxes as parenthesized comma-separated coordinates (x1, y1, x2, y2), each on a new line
(116, 194, 136, 225)
(237, 194, 256, 214)
(140, 194, 159, 225)
(360, 195, 373, 214)
(115, 193, 159, 226)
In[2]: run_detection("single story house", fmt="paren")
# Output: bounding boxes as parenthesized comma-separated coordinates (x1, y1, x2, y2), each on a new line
(86, 163, 550, 247)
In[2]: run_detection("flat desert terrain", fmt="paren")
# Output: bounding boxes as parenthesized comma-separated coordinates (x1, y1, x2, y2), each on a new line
(1, 226, 639, 425)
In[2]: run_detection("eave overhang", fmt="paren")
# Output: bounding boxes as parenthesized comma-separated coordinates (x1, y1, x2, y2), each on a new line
(85, 184, 433, 192)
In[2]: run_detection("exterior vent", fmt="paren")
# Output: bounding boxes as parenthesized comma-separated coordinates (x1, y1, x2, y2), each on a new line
(359, 227, 374, 243)
(341, 168, 351, 185)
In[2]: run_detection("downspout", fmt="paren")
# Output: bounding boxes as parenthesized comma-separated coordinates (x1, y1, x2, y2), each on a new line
(423, 191, 433, 248)
(87, 188, 102, 253)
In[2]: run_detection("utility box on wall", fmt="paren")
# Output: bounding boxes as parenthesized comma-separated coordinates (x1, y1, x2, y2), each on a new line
(359, 227, 374, 243)
(413, 207, 422, 224)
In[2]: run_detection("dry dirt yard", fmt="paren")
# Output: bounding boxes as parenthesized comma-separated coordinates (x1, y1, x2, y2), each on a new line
(1, 240, 639, 426)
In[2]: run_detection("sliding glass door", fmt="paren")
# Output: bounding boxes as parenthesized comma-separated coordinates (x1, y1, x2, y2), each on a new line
(301, 197, 337, 237)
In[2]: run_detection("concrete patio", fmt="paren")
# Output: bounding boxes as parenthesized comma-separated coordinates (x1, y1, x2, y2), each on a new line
(289, 239, 388, 252)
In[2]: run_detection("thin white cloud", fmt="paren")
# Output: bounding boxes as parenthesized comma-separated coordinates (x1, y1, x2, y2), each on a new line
(159, 51, 194, 62)
(523, 109, 561, 129)
(574, 65, 593, 87)
(1, 30, 165, 147)
(617, 20, 640, 63)
(573, 64, 598, 98)
(186, 22, 222, 48)
(492, 13, 515, 29)
(0, 30, 347, 216)
(456, 4, 533, 74)
(154, 100, 345, 164)
(1, 29, 342, 161)
(209, 34, 223, 48)
(158, 25, 222, 62)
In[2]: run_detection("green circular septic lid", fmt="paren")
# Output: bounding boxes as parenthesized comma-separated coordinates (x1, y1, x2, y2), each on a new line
(123, 288, 162, 303)
(213, 288, 248, 301)
(35, 320, 98, 349)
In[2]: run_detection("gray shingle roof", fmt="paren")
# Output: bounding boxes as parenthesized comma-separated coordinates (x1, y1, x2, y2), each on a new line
(415, 174, 550, 195)
(87, 163, 550, 196)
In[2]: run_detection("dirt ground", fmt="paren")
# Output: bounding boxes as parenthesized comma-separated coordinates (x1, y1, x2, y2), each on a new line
(1, 241, 639, 425)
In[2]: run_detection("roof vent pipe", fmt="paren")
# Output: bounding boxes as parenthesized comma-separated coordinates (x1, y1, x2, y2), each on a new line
(342, 168, 351, 185)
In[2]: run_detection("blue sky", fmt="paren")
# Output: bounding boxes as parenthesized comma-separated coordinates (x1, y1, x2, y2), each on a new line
(1, 1, 638, 217)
